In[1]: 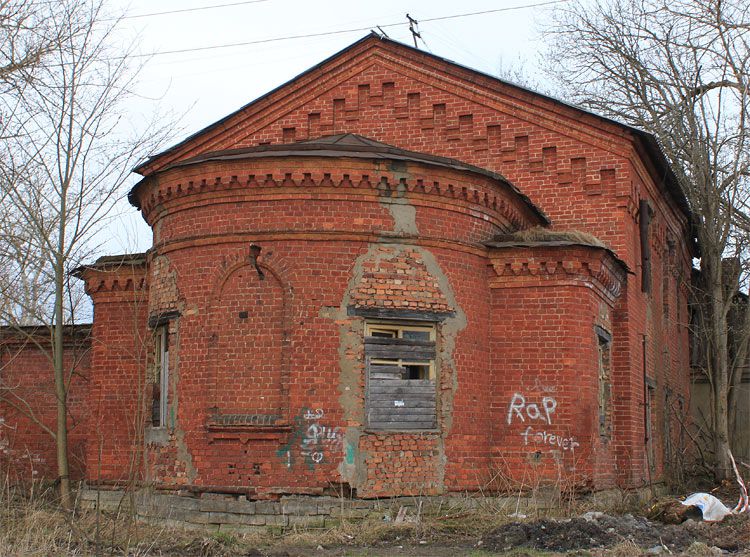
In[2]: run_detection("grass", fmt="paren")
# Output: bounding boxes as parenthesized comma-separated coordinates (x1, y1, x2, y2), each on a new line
(3, 480, 737, 557)
(0, 483, 542, 556)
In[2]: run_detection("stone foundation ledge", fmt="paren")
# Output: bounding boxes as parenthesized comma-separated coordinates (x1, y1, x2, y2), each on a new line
(78, 486, 661, 534)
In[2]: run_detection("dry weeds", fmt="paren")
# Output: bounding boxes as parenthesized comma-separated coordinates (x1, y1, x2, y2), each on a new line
(1, 482, 747, 556)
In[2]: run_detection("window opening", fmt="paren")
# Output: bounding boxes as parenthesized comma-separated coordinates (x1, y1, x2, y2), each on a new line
(645, 381, 656, 472)
(639, 199, 653, 293)
(596, 327, 612, 439)
(152, 326, 169, 428)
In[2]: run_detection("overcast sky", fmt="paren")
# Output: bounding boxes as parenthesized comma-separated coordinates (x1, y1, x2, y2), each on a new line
(105, 0, 560, 254)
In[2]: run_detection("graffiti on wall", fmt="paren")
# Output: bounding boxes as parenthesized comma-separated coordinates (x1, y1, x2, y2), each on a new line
(507, 393, 579, 451)
(277, 407, 343, 469)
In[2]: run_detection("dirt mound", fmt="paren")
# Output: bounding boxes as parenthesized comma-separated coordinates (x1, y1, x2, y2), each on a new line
(480, 511, 750, 554)
(592, 513, 697, 550)
(683, 513, 750, 552)
(482, 517, 615, 552)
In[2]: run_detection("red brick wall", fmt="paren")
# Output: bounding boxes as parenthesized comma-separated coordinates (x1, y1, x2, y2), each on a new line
(124, 155, 537, 497)
(488, 246, 624, 489)
(0, 328, 90, 483)
(83, 36, 692, 495)
(134, 39, 693, 490)
(80, 265, 149, 483)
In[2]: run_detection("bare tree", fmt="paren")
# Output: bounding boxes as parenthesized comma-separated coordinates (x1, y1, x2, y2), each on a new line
(0, 0, 68, 84)
(544, 0, 750, 480)
(0, 0, 170, 508)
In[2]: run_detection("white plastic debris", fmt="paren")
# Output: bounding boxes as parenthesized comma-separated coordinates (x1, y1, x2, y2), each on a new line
(681, 493, 732, 522)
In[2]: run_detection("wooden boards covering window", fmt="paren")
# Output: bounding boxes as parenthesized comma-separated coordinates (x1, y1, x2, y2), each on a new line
(364, 325, 437, 430)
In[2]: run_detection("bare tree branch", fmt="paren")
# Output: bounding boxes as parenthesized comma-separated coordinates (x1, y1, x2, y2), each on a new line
(544, 0, 750, 480)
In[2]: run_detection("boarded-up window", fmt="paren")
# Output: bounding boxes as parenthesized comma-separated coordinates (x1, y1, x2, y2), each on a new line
(365, 322, 436, 430)
(646, 381, 656, 471)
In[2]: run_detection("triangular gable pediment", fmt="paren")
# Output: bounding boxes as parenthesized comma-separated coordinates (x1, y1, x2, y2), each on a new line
(135, 34, 689, 227)
(137, 35, 629, 175)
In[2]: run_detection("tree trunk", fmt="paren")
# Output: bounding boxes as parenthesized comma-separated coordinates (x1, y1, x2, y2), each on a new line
(54, 258, 72, 510)
(710, 277, 731, 481)
(54, 190, 72, 511)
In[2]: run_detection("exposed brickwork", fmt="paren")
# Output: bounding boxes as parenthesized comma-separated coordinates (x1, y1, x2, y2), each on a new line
(360, 434, 441, 496)
(349, 246, 452, 312)
(148, 254, 181, 317)
(1, 36, 693, 500)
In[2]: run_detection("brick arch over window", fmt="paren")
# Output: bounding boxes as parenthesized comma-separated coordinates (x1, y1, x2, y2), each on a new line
(206, 259, 292, 424)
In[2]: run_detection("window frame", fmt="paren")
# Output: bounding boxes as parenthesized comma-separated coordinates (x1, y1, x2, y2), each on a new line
(364, 320, 438, 431)
(595, 326, 612, 439)
(365, 322, 435, 380)
(152, 326, 169, 428)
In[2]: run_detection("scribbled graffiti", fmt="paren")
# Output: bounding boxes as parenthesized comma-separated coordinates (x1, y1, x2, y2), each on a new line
(507, 393, 579, 452)
(303, 408, 324, 420)
(277, 407, 343, 469)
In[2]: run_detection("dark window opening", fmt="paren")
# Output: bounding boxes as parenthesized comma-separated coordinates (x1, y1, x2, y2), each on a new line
(645, 381, 657, 471)
(639, 199, 653, 294)
(596, 327, 612, 439)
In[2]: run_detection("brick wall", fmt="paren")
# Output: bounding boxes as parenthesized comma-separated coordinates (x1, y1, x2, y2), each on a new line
(488, 245, 624, 489)
(133, 36, 692, 490)
(0, 327, 90, 482)
(122, 154, 538, 497)
(56, 36, 693, 497)
(79, 261, 149, 483)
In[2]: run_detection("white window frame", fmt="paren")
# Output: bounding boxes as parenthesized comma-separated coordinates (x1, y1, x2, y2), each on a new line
(365, 322, 436, 380)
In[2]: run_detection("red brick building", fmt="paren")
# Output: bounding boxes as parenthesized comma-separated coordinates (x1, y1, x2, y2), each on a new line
(2, 35, 693, 498)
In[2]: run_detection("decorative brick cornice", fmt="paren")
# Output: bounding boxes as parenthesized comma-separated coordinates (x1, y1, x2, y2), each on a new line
(79, 266, 149, 301)
(488, 243, 626, 301)
(138, 168, 533, 231)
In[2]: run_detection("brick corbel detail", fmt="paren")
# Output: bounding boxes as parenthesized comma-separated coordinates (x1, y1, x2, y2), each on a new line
(80, 266, 149, 304)
(138, 166, 532, 231)
(487, 244, 626, 303)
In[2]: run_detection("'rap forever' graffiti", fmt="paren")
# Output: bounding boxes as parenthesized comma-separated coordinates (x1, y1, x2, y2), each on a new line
(507, 393, 579, 451)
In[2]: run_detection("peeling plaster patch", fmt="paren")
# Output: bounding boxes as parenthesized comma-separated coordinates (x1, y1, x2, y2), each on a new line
(383, 199, 418, 236)
(332, 248, 378, 487)
(165, 318, 196, 483)
(145, 427, 169, 445)
(148, 254, 196, 483)
(379, 168, 419, 236)
(330, 176, 467, 493)
(333, 241, 466, 492)
(417, 247, 467, 488)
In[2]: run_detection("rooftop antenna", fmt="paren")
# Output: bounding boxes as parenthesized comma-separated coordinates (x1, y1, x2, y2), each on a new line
(376, 25, 390, 39)
(406, 13, 421, 49)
